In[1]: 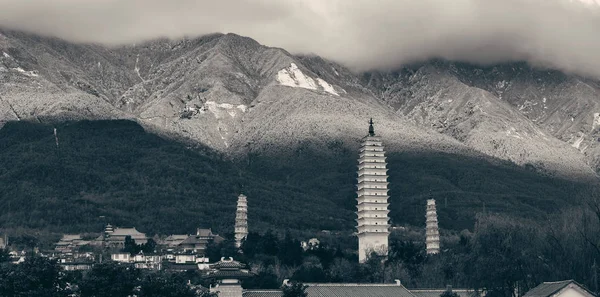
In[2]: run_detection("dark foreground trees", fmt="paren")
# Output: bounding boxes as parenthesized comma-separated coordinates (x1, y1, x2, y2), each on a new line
(0, 256, 72, 297)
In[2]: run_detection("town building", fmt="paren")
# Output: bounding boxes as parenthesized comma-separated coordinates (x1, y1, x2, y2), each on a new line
(58, 252, 95, 271)
(161, 234, 190, 248)
(523, 280, 595, 297)
(162, 253, 210, 271)
(205, 257, 254, 297)
(425, 198, 440, 254)
(412, 287, 479, 297)
(55, 234, 90, 253)
(244, 280, 415, 297)
(356, 118, 390, 263)
(111, 251, 162, 270)
(178, 228, 222, 254)
(94, 224, 148, 248)
(235, 194, 249, 248)
(301, 238, 320, 251)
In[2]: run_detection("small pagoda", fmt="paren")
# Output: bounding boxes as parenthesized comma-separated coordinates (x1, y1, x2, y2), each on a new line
(425, 198, 440, 254)
(204, 257, 254, 297)
(235, 194, 248, 248)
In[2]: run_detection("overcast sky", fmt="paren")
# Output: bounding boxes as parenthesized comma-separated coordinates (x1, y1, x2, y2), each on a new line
(0, 0, 599, 76)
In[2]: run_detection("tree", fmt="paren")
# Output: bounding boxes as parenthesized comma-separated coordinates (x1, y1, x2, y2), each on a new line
(199, 290, 219, 297)
(0, 255, 71, 297)
(440, 289, 460, 297)
(328, 258, 358, 282)
(0, 248, 10, 263)
(241, 232, 262, 258)
(79, 262, 140, 297)
(466, 214, 549, 297)
(278, 233, 303, 267)
(282, 282, 308, 297)
(261, 230, 280, 256)
(123, 235, 140, 255)
(292, 256, 327, 283)
(138, 272, 196, 297)
(141, 238, 157, 254)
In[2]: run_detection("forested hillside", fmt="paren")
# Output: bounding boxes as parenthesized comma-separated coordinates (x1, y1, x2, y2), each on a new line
(0, 120, 596, 239)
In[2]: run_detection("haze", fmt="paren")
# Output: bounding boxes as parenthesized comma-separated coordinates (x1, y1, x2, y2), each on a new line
(0, 0, 599, 76)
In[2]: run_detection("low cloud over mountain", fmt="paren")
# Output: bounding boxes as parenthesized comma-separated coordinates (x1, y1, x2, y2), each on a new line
(0, 0, 599, 76)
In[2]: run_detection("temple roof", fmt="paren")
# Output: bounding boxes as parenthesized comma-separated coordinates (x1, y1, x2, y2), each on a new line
(411, 289, 478, 297)
(111, 227, 146, 237)
(244, 290, 283, 297)
(523, 280, 595, 297)
(179, 235, 210, 246)
(245, 283, 416, 297)
(204, 257, 254, 279)
(212, 257, 247, 269)
(60, 234, 82, 241)
(197, 228, 215, 237)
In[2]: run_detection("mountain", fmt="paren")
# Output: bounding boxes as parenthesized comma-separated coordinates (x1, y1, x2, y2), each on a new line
(362, 61, 600, 179)
(1, 29, 599, 235)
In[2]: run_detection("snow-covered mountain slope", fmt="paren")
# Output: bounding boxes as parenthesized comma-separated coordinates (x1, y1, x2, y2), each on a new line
(0, 29, 598, 181)
(363, 63, 599, 179)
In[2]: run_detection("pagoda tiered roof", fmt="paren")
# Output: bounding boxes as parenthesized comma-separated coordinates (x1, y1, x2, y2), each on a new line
(204, 257, 254, 280)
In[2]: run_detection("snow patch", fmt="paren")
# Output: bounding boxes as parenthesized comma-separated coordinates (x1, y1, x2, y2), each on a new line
(2, 52, 9, 58)
(12, 67, 38, 77)
(316, 78, 339, 96)
(332, 67, 339, 76)
(134, 54, 145, 82)
(542, 97, 547, 103)
(593, 113, 600, 130)
(204, 101, 247, 118)
(277, 63, 317, 90)
(276, 63, 340, 96)
(505, 127, 522, 139)
(572, 133, 585, 149)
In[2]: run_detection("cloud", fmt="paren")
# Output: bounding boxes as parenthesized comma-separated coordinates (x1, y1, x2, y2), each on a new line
(0, 0, 599, 76)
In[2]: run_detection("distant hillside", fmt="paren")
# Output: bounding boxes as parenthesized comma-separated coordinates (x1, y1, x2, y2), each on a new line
(0, 120, 595, 238)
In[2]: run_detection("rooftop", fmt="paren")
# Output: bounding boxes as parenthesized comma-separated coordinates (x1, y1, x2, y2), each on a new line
(60, 234, 82, 241)
(243, 290, 283, 297)
(523, 280, 595, 297)
(110, 227, 146, 237)
(197, 228, 215, 237)
(411, 289, 478, 297)
(246, 282, 416, 297)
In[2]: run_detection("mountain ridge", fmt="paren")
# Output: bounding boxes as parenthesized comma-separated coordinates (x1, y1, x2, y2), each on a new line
(0, 29, 599, 182)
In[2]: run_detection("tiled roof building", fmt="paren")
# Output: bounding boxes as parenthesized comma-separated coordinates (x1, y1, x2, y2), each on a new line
(206, 257, 254, 297)
(412, 289, 479, 297)
(244, 281, 417, 297)
(523, 280, 595, 297)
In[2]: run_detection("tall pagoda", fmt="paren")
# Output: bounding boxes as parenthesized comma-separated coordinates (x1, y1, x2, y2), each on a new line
(235, 194, 248, 248)
(425, 198, 440, 254)
(356, 118, 390, 263)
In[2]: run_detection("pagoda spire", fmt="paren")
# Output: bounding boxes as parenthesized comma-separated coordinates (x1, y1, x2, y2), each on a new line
(368, 118, 375, 136)
(356, 119, 390, 263)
